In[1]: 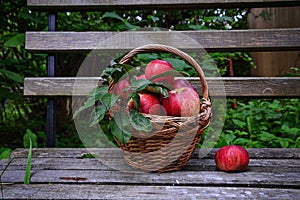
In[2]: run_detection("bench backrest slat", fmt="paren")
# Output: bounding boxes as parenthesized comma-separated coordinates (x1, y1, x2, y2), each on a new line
(23, 77, 300, 97)
(27, 0, 300, 11)
(25, 29, 300, 53)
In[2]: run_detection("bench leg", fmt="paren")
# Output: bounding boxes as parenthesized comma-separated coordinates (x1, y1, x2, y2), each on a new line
(46, 13, 57, 147)
(46, 98, 56, 147)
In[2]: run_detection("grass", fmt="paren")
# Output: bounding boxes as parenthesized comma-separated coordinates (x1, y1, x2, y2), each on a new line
(24, 138, 32, 184)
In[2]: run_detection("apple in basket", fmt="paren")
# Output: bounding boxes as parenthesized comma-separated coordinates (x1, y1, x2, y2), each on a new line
(173, 78, 196, 91)
(113, 78, 132, 99)
(128, 93, 165, 115)
(215, 145, 250, 172)
(145, 60, 174, 84)
(135, 74, 146, 80)
(162, 86, 200, 117)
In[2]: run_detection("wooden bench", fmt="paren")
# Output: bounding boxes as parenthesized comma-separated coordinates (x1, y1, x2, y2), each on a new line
(23, 0, 300, 147)
(2, 0, 299, 199)
(1, 148, 300, 199)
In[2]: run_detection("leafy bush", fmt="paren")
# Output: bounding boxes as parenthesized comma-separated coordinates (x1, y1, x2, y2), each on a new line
(216, 99, 300, 148)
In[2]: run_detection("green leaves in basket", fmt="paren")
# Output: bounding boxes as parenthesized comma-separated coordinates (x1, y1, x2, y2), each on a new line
(101, 63, 136, 84)
(73, 86, 108, 118)
(131, 93, 141, 110)
(129, 110, 153, 132)
(110, 112, 131, 144)
(130, 79, 153, 92)
(145, 85, 169, 98)
(89, 93, 119, 127)
(130, 79, 169, 98)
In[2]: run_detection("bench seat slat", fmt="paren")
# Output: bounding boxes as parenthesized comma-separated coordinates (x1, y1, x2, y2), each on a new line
(25, 29, 300, 52)
(23, 77, 300, 97)
(27, 0, 300, 11)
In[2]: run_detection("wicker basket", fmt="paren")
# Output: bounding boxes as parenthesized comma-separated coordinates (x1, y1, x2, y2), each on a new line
(108, 44, 212, 172)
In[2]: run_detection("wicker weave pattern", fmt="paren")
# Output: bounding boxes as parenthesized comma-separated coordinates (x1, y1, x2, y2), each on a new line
(110, 44, 212, 172)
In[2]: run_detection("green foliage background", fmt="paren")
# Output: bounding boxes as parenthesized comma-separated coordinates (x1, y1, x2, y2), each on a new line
(0, 0, 299, 154)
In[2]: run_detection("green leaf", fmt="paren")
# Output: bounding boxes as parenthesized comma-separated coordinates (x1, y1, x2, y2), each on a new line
(163, 58, 188, 71)
(23, 129, 37, 148)
(233, 138, 251, 146)
(89, 104, 107, 127)
(145, 85, 169, 97)
(102, 12, 124, 21)
(215, 135, 229, 147)
(73, 86, 108, 118)
(90, 86, 109, 99)
(223, 134, 236, 144)
(0, 69, 24, 83)
(110, 112, 131, 144)
(130, 79, 152, 92)
(73, 96, 96, 118)
(0, 149, 12, 160)
(101, 93, 119, 108)
(279, 139, 289, 148)
(24, 138, 32, 184)
(4, 33, 25, 47)
(129, 110, 152, 132)
(295, 137, 300, 148)
(232, 119, 246, 128)
(131, 93, 140, 110)
(124, 21, 139, 30)
(136, 53, 159, 62)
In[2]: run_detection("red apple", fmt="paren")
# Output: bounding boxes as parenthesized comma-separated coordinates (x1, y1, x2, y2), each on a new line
(215, 145, 250, 172)
(128, 93, 163, 115)
(162, 87, 200, 117)
(113, 79, 131, 99)
(145, 60, 174, 84)
(135, 74, 146, 80)
(173, 79, 196, 91)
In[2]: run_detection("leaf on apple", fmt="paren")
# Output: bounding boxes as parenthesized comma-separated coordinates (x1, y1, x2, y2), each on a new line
(145, 85, 169, 98)
(130, 79, 153, 92)
(148, 70, 184, 82)
(131, 93, 140, 110)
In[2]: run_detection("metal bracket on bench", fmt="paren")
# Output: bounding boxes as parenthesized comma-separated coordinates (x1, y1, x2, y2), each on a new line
(46, 13, 57, 147)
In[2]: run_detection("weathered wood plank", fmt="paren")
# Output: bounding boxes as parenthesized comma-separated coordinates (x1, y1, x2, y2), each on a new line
(2, 184, 300, 199)
(27, 0, 300, 11)
(23, 77, 300, 97)
(1, 169, 299, 187)
(9, 148, 300, 159)
(25, 29, 300, 52)
(1, 157, 299, 172)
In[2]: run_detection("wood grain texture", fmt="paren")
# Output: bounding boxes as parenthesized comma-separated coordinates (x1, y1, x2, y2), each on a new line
(9, 148, 300, 159)
(27, 0, 300, 11)
(1, 157, 299, 172)
(2, 162, 300, 189)
(2, 184, 300, 199)
(1, 148, 299, 199)
(25, 29, 300, 52)
(1, 164, 299, 186)
(23, 77, 300, 97)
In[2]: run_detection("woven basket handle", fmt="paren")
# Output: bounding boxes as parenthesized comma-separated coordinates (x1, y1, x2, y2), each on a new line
(119, 44, 209, 100)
